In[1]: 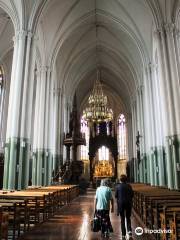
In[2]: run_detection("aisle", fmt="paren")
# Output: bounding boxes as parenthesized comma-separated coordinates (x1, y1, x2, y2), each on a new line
(20, 190, 153, 240)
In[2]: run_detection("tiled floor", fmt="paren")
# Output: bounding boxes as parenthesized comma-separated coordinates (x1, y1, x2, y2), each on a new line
(19, 190, 154, 240)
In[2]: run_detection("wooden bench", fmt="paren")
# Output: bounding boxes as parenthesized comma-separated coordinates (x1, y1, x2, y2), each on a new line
(0, 205, 9, 240)
(160, 205, 180, 240)
(0, 185, 79, 239)
(131, 184, 180, 240)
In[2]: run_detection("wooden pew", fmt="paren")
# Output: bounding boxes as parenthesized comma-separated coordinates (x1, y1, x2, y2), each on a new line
(0, 202, 21, 240)
(170, 211, 180, 240)
(0, 185, 79, 239)
(0, 205, 8, 240)
(160, 205, 180, 240)
(131, 184, 180, 240)
(0, 199, 29, 232)
(0, 192, 46, 225)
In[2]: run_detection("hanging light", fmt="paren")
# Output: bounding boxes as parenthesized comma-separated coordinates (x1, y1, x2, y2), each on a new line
(82, 70, 113, 122)
(83, 4, 113, 123)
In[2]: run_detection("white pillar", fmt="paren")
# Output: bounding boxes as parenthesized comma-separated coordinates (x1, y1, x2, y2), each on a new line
(158, 27, 176, 135)
(52, 87, 61, 171)
(33, 70, 41, 149)
(6, 31, 27, 138)
(44, 67, 51, 149)
(165, 23, 180, 133)
(4, 30, 37, 189)
(37, 67, 47, 149)
(155, 26, 178, 189)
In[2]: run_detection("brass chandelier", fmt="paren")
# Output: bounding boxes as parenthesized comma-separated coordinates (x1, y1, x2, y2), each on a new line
(83, 5, 113, 123)
(82, 70, 113, 122)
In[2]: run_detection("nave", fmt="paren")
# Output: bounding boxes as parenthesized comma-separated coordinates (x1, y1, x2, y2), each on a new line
(0, 0, 180, 238)
(19, 190, 152, 240)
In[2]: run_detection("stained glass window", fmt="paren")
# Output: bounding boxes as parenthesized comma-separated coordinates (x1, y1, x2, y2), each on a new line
(118, 114, 127, 159)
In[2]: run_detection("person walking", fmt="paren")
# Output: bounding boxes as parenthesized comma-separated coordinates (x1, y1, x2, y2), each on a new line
(115, 174, 134, 240)
(94, 178, 114, 238)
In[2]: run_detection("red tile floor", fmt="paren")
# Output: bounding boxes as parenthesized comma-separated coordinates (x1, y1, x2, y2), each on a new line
(19, 190, 154, 240)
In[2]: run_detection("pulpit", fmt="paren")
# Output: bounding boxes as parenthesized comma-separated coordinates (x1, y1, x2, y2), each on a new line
(62, 94, 85, 183)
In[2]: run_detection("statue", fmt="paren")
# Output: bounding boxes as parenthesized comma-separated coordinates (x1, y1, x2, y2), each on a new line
(136, 131, 141, 164)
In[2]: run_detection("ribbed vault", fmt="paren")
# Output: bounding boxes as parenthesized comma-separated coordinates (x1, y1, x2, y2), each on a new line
(35, 0, 156, 115)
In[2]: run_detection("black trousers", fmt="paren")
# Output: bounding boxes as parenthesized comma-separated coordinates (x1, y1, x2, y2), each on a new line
(96, 210, 113, 234)
(119, 203, 132, 236)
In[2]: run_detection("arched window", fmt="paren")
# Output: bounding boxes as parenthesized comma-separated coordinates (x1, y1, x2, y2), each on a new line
(117, 114, 127, 159)
(80, 118, 89, 160)
(98, 146, 109, 160)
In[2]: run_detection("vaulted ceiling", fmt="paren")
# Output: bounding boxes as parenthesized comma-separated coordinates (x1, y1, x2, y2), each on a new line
(0, 7, 14, 62)
(37, 0, 155, 115)
(0, 0, 179, 117)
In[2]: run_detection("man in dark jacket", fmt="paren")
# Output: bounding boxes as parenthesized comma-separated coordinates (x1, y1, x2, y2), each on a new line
(115, 174, 134, 240)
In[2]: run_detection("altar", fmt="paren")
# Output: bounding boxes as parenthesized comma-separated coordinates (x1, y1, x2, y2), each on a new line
(94, 160, 114, 178)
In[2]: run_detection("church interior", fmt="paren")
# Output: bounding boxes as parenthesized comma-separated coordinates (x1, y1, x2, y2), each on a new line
(0, 0, 180, 239)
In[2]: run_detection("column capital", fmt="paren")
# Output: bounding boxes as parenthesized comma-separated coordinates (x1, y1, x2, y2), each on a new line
(35, 68, 41, 77)
(139, 84, 144, 92)
(153, 27, 164, 39)
(17, 30, 28, 39)
(164, 22, 175, 36)
(130, 94, 136, 106)
(27, 31, 33, 40)
(40, 66, 49, 73)
(13, 30, 28, 44)
(12, 35, 18, 45)
(174, 27, 180, 39)
(53, 87, 61, 96)
(146, 62, 157, 74)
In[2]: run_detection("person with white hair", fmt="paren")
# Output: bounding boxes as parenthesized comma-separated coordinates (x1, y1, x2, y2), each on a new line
(94, 178, 114, 238)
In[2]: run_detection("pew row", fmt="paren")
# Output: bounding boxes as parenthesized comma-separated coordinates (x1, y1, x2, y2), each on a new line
(131, 184, 180, 240)
(0, 185, 79, 239)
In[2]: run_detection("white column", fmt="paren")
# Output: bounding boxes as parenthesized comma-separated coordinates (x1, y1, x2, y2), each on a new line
(131, 100, 137, 182)
(158, 27, 176, 135)
(174, 28, 180, 84)
(37, 67, 47, 149)
(164, 23, 180, 133)
(155, 27, 176, 189)
(48, 77, 54, 151)
(127, 114, 133, 161)
(33, 70, 41, 149)
(6, 31, 27, 138)
(44, 67, 51, 149)
(61, 92, 67, 163)
(52, 87, 61, 170)
(154, 31, 170, 137)
(145, 65, 156, 185)
(20, 34, 36, 138)
(143, 68, 152, 151)
(6, 35, 18, 139)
